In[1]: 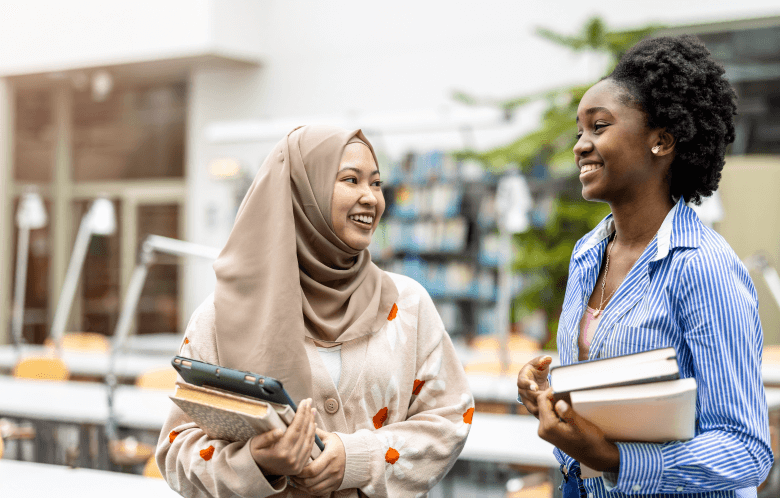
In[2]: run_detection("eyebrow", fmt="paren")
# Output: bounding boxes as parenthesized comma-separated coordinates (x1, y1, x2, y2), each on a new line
(338, 166, 380, 176)
(575, 106, 614, 123)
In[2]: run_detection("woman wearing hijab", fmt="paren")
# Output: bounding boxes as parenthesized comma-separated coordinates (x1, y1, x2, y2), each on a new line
(157, 125, 474, 498)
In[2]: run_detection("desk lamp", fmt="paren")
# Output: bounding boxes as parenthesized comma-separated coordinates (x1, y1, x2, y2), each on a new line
(49, 197, 116, 353)
(105, 235, 220, 452)
(12, 192, 48, 347)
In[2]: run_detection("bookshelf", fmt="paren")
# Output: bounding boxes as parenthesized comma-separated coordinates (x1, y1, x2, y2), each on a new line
(370, 151, 524, 339)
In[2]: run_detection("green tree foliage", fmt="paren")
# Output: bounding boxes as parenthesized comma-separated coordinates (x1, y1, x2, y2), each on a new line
(455, 18, 661, 348)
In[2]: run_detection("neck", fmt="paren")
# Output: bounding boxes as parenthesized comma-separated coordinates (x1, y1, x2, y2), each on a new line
(608, 191, 675, 251)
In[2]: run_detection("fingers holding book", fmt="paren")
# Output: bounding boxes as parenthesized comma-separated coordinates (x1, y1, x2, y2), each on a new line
(516, 355, 553, 417)
(250, 398, 318, 476)
(535, 389, 619, 473)
(290, 428, 346, 495)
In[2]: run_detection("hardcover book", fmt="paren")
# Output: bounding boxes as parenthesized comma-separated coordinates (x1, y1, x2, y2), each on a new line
(550, 348, 696, 478)
(550, 347, 680, 401)
(170, 382, 321, 458)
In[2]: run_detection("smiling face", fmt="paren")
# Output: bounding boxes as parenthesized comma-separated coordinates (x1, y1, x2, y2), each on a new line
(574, 79, 666, 204)
(331, 143, 385, 251)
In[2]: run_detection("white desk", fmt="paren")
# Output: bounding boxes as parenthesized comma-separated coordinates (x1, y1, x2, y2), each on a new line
(0, 345, 172, 381)
(764, 364, 780, 387)
(123, 333, 184, 355)
(467, 373, 522, 405)
(0, 460, 180, 497)
(0, 376, 173, 469)
(461, 413, 557, 467)
(0, 377, 171, 430)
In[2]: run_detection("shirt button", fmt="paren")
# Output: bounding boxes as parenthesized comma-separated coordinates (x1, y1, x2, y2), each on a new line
(677, 486, 684, 492)
(324, 398, 339, 414)
(632, 484, 641, 491)
(588, 494, 594, 498)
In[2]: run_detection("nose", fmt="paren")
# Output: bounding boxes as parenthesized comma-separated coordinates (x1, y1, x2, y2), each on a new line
(358, 185, 378, 206)
(573, 133, 592, 159)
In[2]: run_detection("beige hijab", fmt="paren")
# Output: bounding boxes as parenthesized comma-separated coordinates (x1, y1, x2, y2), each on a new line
(211, 125, 398, 403)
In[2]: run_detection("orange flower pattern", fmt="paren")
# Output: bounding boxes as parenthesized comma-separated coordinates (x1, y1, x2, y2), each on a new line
(388, 303, 398, 321)
(374, 431, 419, 482)
(412, 379, 425, 396)
(455, 393, 475, 438)
(359, 375, 399, 432)
(200, 445, 215, 461)
(184, 337, 189, 344)
(169, 430, 181, 443)
(373, 407, 389, 429)
(385, 447, 400, 464)
(384, 295, 418, 351)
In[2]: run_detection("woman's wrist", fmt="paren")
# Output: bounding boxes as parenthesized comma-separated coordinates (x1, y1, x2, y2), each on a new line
(585, 440, 620, 472)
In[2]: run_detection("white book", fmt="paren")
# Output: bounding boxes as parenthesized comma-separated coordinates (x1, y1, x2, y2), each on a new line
(570, 377, 697, 443)
(550, 347, 680, 397)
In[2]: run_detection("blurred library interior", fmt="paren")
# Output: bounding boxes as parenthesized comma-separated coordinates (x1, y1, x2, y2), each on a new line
(1, 2, 780, 497)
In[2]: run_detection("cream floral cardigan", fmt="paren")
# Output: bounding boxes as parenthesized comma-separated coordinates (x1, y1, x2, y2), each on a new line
(156, 272, 474, 498)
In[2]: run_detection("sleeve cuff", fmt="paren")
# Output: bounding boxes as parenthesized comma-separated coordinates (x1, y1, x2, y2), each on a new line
(615, 442, 663, 495)
(335, 431, 374, 490)
(601, 471, 618, 491)
(553, 447, 576, 471)
(230, 442, 287, 496)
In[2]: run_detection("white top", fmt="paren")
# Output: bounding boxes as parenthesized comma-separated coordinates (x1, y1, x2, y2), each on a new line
(316, 345, 342, 387)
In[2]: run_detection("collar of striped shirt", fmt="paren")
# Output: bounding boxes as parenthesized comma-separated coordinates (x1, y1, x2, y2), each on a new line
(572, 198, 701, 263)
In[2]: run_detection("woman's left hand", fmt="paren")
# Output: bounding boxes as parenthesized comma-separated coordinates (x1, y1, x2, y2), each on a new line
(290, 429, 346, 495)
(536, 388, 621, 472)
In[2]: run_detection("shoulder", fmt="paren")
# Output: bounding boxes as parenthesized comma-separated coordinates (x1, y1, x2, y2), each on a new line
(384, 271, 439, 319)
(674, 225, 756, 300)
(385, 271, 430, 300)
(382, 270, 446, 351)
(680, 225, 745, 275)
(179, 293, 219, 363)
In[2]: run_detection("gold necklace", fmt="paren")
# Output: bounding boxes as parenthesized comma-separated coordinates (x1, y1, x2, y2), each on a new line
(593, 235, 617, 318)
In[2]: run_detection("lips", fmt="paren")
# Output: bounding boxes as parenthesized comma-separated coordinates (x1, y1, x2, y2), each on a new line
(348, 214, 374, 227)
(579, 163, 603, 174)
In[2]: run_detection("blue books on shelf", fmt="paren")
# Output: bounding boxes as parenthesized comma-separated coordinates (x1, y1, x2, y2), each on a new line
(390, 186, 418, 219)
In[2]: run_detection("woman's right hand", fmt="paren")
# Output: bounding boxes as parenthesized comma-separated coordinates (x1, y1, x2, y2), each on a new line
(516, 356, 553, 418)
(250, 398, 317, 476)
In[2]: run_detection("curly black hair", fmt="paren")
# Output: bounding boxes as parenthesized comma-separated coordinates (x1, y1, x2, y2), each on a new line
(606, 35, 737, 205)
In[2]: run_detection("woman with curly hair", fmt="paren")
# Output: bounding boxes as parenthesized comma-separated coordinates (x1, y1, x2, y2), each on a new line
(517, 35, 773, 497)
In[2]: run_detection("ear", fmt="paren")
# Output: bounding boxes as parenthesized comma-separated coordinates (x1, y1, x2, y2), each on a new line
(651, 129, 676, 157)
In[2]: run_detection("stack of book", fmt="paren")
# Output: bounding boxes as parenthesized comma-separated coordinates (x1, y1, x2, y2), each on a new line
(550, 347, 697, 444)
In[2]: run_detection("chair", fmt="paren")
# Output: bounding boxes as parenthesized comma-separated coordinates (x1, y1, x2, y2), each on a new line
(135, 367, 178, 391)
(6, 356, 70, 462)
(44, 332, 110, 352)
(505, 473, 552, 498)
(12, 356, 69, 382)
(143, 455, 163, 479)
(108, 368, 177, 468)
(505, 481, 552, 498)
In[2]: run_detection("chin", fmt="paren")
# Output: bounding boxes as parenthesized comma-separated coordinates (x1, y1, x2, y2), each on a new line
(344, 238, 371, 251)
(581, 184, 608, 203)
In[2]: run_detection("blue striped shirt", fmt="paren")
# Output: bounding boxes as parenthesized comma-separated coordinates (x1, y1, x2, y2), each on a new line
(554, 199, 773, 497)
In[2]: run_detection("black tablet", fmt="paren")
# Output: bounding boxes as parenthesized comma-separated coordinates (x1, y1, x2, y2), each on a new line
(172, 356, 324, 451)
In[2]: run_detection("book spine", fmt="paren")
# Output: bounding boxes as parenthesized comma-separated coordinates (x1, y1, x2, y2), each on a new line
(553, 371, 680, 399)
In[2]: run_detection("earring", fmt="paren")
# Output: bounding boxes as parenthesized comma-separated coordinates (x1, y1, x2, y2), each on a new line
(651, 145, 661, 154)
